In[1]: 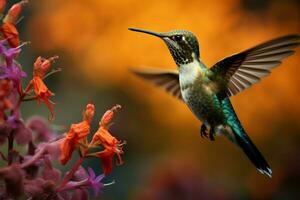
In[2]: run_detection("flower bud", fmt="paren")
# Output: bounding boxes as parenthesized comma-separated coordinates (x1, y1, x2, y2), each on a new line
(3, 0, 28, 24)
(33, 56, 58, 77)
(0, 0, 7, 15)
(83, 103, 95, 122)
(100, 104, 121, 128)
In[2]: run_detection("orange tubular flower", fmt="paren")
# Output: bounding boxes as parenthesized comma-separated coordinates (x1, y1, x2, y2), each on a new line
(0, 0, 28, 48)
(3, 0, 28, 24)
(0, 0, 6, 14)
(0, 23, 19, 47)
(25, 56, 58, 119)
(90, 105, 124, 175)
(60, 103, 95, 165)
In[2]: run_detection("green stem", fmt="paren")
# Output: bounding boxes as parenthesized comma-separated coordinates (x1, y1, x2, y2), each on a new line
(43, 68, 62, 80)
(22, 96, 38, 102)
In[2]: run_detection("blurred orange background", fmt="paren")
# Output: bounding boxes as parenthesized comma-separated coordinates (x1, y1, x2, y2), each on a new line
(15, 0, 300, 199)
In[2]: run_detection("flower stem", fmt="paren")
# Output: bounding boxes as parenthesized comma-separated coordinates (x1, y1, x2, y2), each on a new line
(7, 131, 14, 165)
(22, 96, 38, 102)
(43, 68, 62, 80)
(12, 90, 28, 117)
(20, 137, 63, 169)
(57, 151, 87, 190)
(0, 151, 7, 161)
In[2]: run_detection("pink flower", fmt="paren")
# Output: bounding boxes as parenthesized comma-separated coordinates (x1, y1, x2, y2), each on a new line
(72, 166, 88, 182)
(86, 168, 105, 196)
(7, 116, 32, 145)
(0, 40, 27, 92)
(42, 157, 61, 183)
(37, 138, 63, 161)
(27, 116, 56, 142)
(59, 167, 104, 196)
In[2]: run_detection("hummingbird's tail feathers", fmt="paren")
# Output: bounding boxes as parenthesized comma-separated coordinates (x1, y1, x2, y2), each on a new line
(231, 129, 272, 178)
(221, 98, 272, 178)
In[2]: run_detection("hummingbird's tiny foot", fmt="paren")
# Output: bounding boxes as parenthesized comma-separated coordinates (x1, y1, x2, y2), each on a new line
(209, 128, 215, 141)
(200, 124, 208, 138)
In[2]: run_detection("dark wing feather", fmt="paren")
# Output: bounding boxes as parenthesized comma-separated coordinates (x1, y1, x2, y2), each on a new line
(210, 34, 300, 99)
(130, 68, 182, 100)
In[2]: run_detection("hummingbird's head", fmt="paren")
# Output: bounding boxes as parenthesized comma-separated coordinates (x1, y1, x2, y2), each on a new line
(129, 28, 200, 66)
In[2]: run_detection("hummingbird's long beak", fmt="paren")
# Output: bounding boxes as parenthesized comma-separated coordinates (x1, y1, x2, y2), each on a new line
(128, 28, 165, 38)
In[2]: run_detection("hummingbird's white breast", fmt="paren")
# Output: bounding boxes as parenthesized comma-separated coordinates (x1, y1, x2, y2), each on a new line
(179, 59, 202, 102)
(178, 59, 213, 123)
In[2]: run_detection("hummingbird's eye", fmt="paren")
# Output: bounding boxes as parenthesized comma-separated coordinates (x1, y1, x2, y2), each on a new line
(172, 35, 183, 42)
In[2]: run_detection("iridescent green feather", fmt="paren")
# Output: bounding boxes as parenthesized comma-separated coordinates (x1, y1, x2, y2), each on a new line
(221, 98, 272, 178)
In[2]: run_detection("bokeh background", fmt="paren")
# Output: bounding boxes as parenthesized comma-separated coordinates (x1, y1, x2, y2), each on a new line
(11, 0, 300, 199)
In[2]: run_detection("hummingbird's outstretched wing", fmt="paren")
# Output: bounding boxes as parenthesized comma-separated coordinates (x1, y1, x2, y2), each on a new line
(130, 68, 182, 100)
(210, 34, 300, 99)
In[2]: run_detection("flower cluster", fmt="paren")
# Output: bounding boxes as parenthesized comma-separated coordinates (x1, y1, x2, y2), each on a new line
(24, 56, 59, 119)
(60, 104, 124, 175)
(0, 1, 125, 199)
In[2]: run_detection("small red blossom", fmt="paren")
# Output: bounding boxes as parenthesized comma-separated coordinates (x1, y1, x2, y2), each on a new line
(25, 56, 58, 119)
(90, 105, 124, 175)
(0, 23, 19, 47)
(3, 0, 28, 24)
(60, 104, 95, 165)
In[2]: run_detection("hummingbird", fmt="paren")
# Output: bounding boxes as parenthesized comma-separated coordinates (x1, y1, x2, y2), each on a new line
(129, 27, 300, 178)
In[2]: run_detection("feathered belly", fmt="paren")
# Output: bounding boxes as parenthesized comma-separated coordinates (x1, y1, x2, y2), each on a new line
(181, 86, 225, 126)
